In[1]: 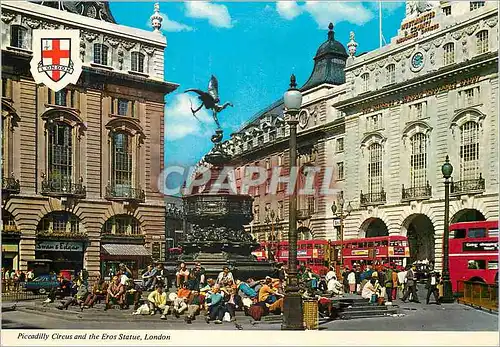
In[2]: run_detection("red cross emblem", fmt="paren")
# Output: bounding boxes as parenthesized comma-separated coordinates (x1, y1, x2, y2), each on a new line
(38, 38, 73, 82)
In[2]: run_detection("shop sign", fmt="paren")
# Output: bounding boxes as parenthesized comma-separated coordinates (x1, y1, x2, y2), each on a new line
(152, 242, 161, 260)
(36, 241, 83, 252)
(462, 241, 498, 252)
(2, 244, 18, 252)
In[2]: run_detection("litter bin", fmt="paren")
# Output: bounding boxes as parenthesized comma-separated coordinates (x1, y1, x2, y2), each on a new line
(302, 299, 318, 330)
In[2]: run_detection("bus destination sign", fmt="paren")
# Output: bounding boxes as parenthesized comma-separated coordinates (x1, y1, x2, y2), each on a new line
(462, 241, 498, 252)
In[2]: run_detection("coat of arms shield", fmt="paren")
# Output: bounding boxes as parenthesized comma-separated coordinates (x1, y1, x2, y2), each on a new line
(30, 30, 83, 92)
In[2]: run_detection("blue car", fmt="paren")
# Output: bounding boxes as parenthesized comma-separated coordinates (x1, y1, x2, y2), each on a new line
(24, 274, 59, 294)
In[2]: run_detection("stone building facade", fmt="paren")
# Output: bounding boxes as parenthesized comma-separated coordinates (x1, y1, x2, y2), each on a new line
(207, 1, 498, 270)
(1, 1, 177, 278)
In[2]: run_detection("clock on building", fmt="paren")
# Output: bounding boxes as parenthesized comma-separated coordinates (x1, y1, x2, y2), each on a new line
(410, 51, 425, 72)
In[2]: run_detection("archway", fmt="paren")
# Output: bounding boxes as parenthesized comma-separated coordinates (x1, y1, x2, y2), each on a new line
(361, 218, 389, 238)
(451, 209, 486, 223)
(2, 209, 20, 270)
(403, 214, 435, 263)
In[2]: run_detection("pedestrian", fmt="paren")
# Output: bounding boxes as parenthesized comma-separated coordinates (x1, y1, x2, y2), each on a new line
(401, 265, 420, 303)
(426, 270, 441, 305)
(384, 266, 394, 304)
(397, 266, 407, 299)
(341, 267, 350, 294)
(13, 270, 20, 292)
(391, 266, 398, 301)
(4, 268, 11, 292)
(347, 269, 356, 294)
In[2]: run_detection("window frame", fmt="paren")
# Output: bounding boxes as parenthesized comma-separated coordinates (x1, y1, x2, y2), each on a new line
(443, 42, 455, 66)
(409, 133, 427, 188)
(459, 121, 480, 182)
(337, 162, 344, 181)
(368, 143, 383, 194)
(336, 137, 344, 153)
(111, 132, 133, 188)
(10, 25, 29, 49)
(386, 64, 396, 85)
(476, 30, 489, 55)
(130, 51, 145, 73)
(93, 43, 109, 65)
(361, 73, 370, 93)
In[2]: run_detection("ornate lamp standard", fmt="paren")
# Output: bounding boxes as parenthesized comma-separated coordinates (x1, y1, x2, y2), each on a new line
(265, 208, 279, 262)
(281, 74, 303, 330)
(441, 155, 455, 303)
(331, 191, 353, 267)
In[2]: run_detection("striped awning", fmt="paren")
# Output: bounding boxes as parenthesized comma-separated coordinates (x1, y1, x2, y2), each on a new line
(101, 243, 151, 256)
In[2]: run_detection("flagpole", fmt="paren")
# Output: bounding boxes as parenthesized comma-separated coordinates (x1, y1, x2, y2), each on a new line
(379, 0, 383, 48)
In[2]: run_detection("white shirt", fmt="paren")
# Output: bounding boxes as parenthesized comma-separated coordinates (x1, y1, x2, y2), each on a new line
(361, 282, 376, 299)
(347, 272, 356, 284)
(325, 270, 336, 282)
(397, 271, 407, 285)
(217, 271, 234, 284)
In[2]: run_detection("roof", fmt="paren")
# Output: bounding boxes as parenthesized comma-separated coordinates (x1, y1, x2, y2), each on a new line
(301, 23, 348, 91)
(101, 243, 151, 256)
(32, 1, 116, 23)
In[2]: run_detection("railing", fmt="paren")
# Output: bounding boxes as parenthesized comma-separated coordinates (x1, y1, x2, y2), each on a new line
(2, 175, 20, 194)
(360, 190, 386, 207)
(105, 184, 145, 203)
(1, 285, 48, 302)
(457, 280, 498, 312)
(402, 183, 432, 201)
(41, 176, 86, 198)
(451, 175, 485, 195)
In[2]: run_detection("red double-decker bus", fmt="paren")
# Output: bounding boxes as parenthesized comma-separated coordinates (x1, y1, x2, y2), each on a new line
(275, 239, 329, 274)
(331, 235, 411, 269)
(251, 243, 268, 262)
(448, 220, 498, 292)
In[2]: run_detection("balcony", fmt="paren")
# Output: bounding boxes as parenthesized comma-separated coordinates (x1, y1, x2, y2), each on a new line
(41, 176, 86, 199)
(402, 183, 432, 202)
(2, 174, 20, 195)
(451, 175, 485, 196)
(360, 190, 386, 207)
(105, 184, 145, 203)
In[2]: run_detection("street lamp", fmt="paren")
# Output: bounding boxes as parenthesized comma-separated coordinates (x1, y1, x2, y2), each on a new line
(441, 155, 454, 303)
(282, 74, 303, 331)
(331, 191, 353, 268)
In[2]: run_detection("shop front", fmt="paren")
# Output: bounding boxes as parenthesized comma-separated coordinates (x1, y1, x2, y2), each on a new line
(35, 239, 86, 275)
(100, 243, 151, 280)
(2, 243, 19, 271)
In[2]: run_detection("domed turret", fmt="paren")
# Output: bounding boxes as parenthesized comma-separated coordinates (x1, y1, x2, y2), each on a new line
(301, 23, 348, 90)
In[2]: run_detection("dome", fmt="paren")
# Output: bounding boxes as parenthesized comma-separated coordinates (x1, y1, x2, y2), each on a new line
(301, 23, 348, 91)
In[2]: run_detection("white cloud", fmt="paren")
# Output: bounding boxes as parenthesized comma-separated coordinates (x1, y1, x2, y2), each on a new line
(185, 2, 233, 29)
(147, 12, 193, 32)
(275, 1, 375, 27)
(368, 1, 405, 14)
(165, 94, 214, 141)
(276, 1, 303, 20)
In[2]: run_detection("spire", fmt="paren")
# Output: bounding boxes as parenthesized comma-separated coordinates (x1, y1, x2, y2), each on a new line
(328, 22, 334, 41)
(150, 2, 163, 32)
(347, 31, 358, 57)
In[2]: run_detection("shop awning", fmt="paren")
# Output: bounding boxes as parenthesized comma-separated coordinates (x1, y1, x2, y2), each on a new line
(101, 244, 151, 256)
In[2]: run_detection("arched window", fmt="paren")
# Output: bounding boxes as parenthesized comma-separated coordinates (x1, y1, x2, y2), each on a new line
(443, 43, 455, 66)
(476, 30, 488, 54)
(93, 43, 109, 65)
(10, 25, 28, 49)
(103, 215, 141, 236)
(410, 133, 427, 188)
(361, 73, 370, 93)
(460, 121, 480, 181)
(47, 122, 73, 188)
(37, 211, 80, 234)
(111, 132, 132, 188)
(386, 64, 395, 85)
(131, 52, 145, 73)
(368, 143, 383, 194)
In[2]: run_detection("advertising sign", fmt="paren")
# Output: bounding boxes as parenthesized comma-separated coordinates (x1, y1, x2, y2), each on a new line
(462, 241, 498, 252)
(35, 241, 83, 252)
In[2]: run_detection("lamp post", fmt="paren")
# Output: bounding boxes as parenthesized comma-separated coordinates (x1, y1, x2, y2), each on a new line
(282, 74, 303, 330)
(265, 208, 279, 262)
(331, 191, 353, 268)
(441, 155, 454, 303)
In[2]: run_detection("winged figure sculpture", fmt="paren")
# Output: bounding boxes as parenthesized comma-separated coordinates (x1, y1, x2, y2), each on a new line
(185, 75, 233, 129)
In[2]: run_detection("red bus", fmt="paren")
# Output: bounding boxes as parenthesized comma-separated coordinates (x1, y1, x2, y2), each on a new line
(275, 240, 329, 275)
(448, 220, 498, 292)
(251, 243, 268, 262)
(331, 235, 411, 269)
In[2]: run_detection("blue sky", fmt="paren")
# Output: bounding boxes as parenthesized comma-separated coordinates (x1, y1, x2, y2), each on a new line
(109, 1, 406, 187)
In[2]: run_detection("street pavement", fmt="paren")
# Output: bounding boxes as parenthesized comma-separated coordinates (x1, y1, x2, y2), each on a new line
(2, 295, 497, 331)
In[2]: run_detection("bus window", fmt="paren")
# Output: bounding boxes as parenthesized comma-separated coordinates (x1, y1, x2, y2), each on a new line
(488, 228, 499, 237)
(314, 244, 323, 249)
(453, 229, 466, 239)
(381, 241, 388, 246)
(367, 242, 374, 247)
(307, 244, 313, 249)
(467, 260, 486, 270)
(402, 241, 408, 247)
(374, 242, 380, 247)
(467, 228, 486, 238)
(488, 261, 498, 270)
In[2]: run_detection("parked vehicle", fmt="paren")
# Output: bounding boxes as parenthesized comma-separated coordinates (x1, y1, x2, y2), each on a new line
(23, 274, 59, 294)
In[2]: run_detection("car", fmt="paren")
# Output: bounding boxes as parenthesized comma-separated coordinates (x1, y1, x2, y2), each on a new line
(23, 274, 59, 295)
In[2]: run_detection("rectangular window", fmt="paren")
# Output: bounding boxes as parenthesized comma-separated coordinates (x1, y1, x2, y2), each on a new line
(467, 260, 486, 270)
(254, 205, 260, 223)
(386, 64, 395, 85)
(467, 228, 486, 238)
(476, 30, 489, 54)
(93, 44, 109, 65)
(470, 1, 485, 11)
(366, 114, 382, 132)
(10, 26, 28, 49)
(131, 52, 145, 72)
(452, 229, 466, 239)
(488, 261, 498, 270)
(269, 131, 276, 142)
(361, 73, 369, 93)
(488, 228, 499, 237)
(54, 90, 67, 106)
(443, 6, 451, 15)
(336, 138, 344, 152)
(118, 99, 128, 116)
(337, 162, 344, 181)
(463, 87, 479, 106)
(443, 43, 455, 66)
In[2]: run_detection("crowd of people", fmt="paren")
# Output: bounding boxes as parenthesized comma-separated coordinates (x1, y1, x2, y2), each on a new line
(30, 260, 442, 325)
(1, 268, 35, 292)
